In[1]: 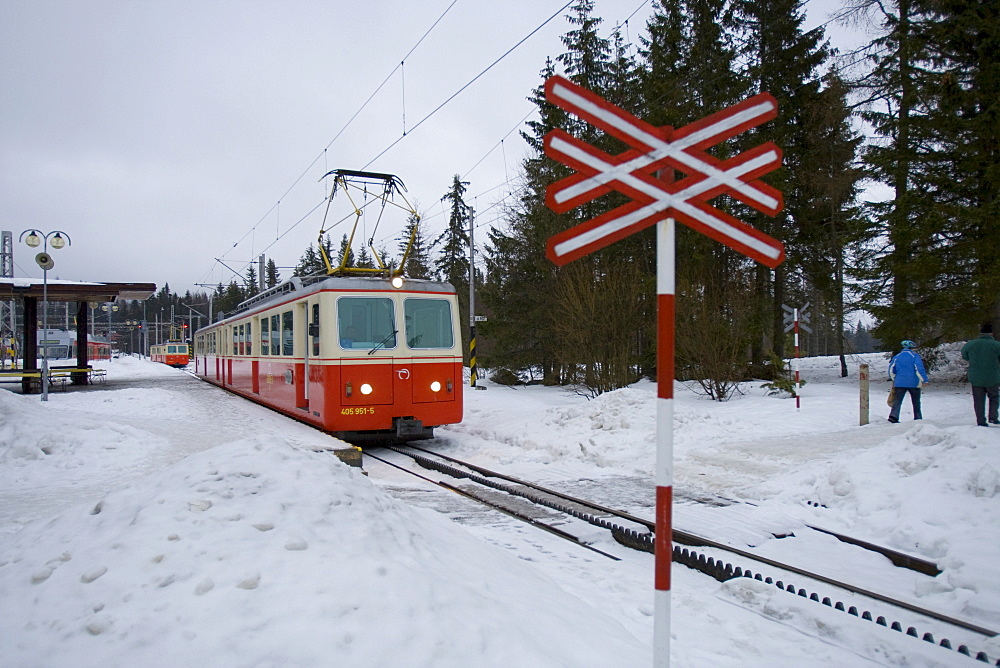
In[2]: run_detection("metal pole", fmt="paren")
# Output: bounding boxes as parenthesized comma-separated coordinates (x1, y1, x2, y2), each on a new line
(468, 207, 477, 388)
(654, 217, 675, 666)
(859, 363, 870, 426)
(794, 308, 801, 410)
(41, 258, 49, 401)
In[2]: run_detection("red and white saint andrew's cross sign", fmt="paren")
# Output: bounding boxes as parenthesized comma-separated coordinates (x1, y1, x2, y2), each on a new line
(543, 75, 785, 267)
(541, 74, 785, 667)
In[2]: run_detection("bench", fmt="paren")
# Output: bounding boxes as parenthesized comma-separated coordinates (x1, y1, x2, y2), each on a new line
(0, 367, 106, 392)
(49, 367, 107, 385)
(0, 371, 42, 392)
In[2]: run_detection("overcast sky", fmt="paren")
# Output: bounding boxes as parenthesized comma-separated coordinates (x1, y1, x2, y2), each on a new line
(1, 0, 860, 296)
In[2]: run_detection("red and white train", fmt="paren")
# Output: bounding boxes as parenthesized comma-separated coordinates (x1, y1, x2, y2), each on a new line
(36, 329, 111, 361)
(150, 341, 191, 368)
(192, 274, 463, 443)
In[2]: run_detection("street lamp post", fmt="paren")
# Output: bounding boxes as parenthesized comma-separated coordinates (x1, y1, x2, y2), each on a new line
(125, 320, 138, 355)
(19, 229, 71, 402)
(101, 303, 119, 354)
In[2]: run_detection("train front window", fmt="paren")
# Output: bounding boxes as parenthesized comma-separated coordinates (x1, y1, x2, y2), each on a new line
(337, 297, 396, 350)
(404, 299, 454, 349)
(40, 344, 70, 359)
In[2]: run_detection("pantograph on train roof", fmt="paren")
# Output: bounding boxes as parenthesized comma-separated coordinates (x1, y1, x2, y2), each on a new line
(316, 169, 419, 279)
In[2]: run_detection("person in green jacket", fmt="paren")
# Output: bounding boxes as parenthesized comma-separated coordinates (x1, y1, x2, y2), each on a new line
(961, 322, 1000, 427)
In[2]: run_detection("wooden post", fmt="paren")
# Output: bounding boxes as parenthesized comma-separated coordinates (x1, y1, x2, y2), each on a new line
(859, 363, 870, 426)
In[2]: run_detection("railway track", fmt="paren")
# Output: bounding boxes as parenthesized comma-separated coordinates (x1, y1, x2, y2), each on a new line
(363, 444, 999, 665)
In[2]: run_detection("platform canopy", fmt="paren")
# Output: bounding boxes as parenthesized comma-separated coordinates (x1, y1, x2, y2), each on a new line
(1, 278, 156, 392)
(0, 278, 156, 302)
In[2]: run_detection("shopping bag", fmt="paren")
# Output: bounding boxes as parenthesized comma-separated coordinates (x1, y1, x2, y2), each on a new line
(886, 387, 896, 406)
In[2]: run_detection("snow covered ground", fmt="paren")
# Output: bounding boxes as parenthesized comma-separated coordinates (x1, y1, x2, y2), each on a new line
(0, 349, 997, 666)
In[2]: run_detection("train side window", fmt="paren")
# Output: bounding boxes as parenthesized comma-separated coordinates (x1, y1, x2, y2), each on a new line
(246, 321, 252, 356)
(311, 303, 320, 356)
(270, 314, 280, 355)
(260, 317, 269, 355)
(337, 297, 395, 350)
(232, 326, 238, 356)
(237, 324, 244, 355)
(404, 299, 454, 349)
(281, 311, 293, 356)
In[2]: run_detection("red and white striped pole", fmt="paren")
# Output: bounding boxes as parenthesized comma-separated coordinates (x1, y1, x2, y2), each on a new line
(654, 216, 675, 666)
(794, 308, 801, 410)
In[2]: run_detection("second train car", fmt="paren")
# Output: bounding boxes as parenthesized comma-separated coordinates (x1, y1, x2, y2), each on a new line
(151, 341, 191, 367)
(192, 274, 463, 443)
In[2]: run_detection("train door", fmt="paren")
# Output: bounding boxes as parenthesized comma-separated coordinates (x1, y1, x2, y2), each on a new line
(295, 302, 308, 410)
(248, 317, 259, 394)
(307, 299, 321, 412)
(226, 325, 233, 386)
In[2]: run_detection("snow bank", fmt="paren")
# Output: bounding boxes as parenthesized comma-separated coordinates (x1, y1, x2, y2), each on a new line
(0, 389, 170, 488)
(0, 436, 647, 667)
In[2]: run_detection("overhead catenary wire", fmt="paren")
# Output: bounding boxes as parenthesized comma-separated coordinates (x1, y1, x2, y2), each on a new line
(199, 0, 462, 286)
(361, 0, 575, 171)
(205, 0, 862, 290)
(204, 2, 577, 288)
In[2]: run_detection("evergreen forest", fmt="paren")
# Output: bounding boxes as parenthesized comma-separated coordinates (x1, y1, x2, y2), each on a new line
(117, 0, 996, 400)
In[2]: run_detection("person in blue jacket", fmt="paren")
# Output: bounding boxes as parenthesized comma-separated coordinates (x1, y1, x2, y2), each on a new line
(888, 340, 930, 423)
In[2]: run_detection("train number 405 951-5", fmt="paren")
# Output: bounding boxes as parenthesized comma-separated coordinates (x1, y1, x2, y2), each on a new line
(341, 407, 376, 416)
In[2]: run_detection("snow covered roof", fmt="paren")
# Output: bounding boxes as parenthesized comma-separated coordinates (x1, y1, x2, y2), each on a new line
(0, 277, 156, 301)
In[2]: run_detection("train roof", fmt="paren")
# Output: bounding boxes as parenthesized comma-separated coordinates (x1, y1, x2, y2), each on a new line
(202, 274, 456, 331)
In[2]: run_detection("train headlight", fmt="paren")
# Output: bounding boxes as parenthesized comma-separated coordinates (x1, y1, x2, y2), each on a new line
(360, 383, 373, 395)
(345, 381, 352, 397)
(390, 276, 404, 289)
(446, 379, 453, 393)
(430, 381, 441, 392)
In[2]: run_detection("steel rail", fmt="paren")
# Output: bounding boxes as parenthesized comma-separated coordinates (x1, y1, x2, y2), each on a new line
(390, 444, 999, 644)
(363, 451, 620, 561)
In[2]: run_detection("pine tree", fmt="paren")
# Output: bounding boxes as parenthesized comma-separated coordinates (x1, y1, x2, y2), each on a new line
(436, 175, 472, 360)
(731, 0, 841, 360)
(293, 244, 322, 277)
(244, 265, 259, 298)
(849, 0, 1000, 344)
(337, 234, 355, 269)
(356, 246, 374, 269)
(639, 0, 762, 394)
(265, 258, 281, 288)
(915, 0, 1000, 334)
(399, 211, 433, 278)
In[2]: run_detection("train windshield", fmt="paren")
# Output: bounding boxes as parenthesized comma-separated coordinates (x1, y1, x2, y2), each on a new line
(404, 298, 454, 349)
(39, 344, 70, 359)
(337, 297, 396, 350)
